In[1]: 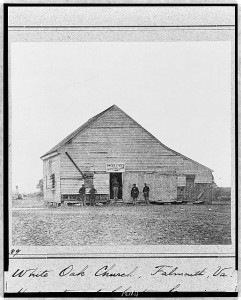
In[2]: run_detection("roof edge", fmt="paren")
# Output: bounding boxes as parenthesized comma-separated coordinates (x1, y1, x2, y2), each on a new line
(40, 104, 213, 172)
(40, 150, 59, 160)
(40, 105, 116, 158)
(114, 105, 214, 173)
(56, 105, 117, 152)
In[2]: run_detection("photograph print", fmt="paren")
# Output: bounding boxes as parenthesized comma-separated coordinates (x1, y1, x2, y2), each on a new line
(10, 8, 234, 248)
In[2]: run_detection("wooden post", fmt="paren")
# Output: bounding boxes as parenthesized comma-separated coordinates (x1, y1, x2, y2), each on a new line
(65, 152, 86, 179)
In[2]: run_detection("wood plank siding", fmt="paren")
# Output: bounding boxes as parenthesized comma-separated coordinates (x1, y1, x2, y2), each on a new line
(42, 105, 213, 203)
(59, 106, 212, 177)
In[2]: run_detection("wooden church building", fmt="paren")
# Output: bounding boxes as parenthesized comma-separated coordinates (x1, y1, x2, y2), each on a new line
(40, 105, 214, 204)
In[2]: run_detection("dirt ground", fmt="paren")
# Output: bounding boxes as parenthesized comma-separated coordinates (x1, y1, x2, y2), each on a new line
(12, 199, 231, 246)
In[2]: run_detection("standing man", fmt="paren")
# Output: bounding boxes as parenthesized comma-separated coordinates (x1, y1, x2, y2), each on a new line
(89, 185, 97, 206)
(143, 183, 150, 205)
(131, 184, 139, 205)
(112, 177, 119, 202)
(79, 184, 86, 206)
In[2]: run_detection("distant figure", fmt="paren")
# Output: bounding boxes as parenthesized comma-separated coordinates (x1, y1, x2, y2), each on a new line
(14, 186, 22, 200)
(79, 184, 86, 206)
(143, 183, 150, 205)
(89, 185, 97, 206)
(131, 184, 139, 205)
(112, 177, 120, 201)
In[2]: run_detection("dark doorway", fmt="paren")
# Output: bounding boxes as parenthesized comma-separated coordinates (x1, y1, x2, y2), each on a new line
(177, 187, 185, 201)
(110, 173, 122, 199)
(186, 175, 195, 201)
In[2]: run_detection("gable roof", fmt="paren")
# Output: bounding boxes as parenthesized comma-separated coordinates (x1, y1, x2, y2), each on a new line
(40, 105, 113, 159)
(40, 104, 213, 172)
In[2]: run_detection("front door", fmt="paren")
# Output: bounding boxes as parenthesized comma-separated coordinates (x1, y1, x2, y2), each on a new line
(110, 173, 122, 199)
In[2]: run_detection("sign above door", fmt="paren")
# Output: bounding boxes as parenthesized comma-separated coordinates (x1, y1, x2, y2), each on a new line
(106, 163, 125, 173)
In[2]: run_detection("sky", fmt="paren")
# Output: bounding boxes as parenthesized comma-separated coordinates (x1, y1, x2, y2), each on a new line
(11, 41, 232, 193)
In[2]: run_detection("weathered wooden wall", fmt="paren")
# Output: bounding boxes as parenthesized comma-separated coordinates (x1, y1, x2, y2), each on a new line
(93, 173, 109, 194)
(122, 172, 177, 202)
(60, 177, 84, 195)
(57, 106, 212, 201)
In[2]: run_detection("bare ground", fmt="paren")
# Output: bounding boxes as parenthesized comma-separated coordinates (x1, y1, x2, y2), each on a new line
(12, 201, 231, 246)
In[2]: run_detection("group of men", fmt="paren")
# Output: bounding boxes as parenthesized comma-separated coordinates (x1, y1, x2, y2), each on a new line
(78, 182, 150, 206)
(131, 183, 150, 205)
(78, 184, 96, 206)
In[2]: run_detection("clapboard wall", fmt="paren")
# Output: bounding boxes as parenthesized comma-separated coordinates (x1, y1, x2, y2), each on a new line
(59, 106, 212, 177)
(122, 172, 177, 202)
(55, 105, 212, 201)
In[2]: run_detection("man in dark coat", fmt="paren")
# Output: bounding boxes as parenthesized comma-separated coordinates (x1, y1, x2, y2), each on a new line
(131, 184, 139, 205)
(79, 184, 86, 206)
(89, 185, 97, 206)
(143, 183, 150, 205)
